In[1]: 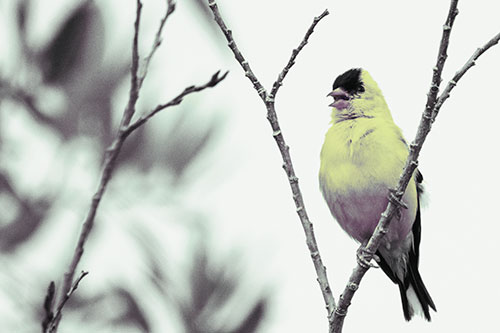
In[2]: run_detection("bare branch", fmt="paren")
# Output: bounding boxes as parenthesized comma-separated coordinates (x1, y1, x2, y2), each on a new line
(206, 0, 336, 319)
(45, 271, 88, 333)
(125, 70, 228, 135)
(331, 1, 460, 331)
(46, 271, 89, 332)
(121, 0, 143, 128)
(207, 0, 268, 100)
(137, 0, 177, 89)
(432, 31, 500, 121)
(44, 2, 226, 332)
(270, 9, 329, 98)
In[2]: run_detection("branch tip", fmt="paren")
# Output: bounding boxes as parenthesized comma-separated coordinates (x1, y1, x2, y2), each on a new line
(208, 70, 229, 87)
(270, 8, 329, 97)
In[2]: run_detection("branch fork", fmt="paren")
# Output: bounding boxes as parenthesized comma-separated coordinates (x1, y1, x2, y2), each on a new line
(207, 0, 335, 320)
(42, 2, 227, 332)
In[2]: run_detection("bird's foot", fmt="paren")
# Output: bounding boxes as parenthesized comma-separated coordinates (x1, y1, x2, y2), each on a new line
(356, 246, 380, 269)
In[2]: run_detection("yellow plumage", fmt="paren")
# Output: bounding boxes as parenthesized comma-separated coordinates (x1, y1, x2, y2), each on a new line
(319, 70, 417, 243)
(319, 68, 435, 321)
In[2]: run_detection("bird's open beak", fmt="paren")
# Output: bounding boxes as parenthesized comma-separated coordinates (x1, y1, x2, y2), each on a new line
(327, 88, 350, 108)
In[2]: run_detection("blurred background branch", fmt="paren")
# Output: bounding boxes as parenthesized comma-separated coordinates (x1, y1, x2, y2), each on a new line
(0, 0, 268, 332)
(45, 0, 226, 330)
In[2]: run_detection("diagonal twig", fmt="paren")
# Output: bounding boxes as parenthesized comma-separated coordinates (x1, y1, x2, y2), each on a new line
(207, 0, 336, 320)
(125, 70, 228, 135)
(432, 31, 500, 121)
(137, 0, 177, 90)
(207, 0, 267, 100)
(45, 271, 88, 332)
(270, 10, 329, 98)
(44, 271, 88, 332)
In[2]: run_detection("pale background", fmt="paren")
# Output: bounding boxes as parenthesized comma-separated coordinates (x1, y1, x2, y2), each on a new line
(0, 0, 499, 332)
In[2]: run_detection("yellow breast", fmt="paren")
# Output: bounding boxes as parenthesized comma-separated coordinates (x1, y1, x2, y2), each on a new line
(319, 118, 418, 243)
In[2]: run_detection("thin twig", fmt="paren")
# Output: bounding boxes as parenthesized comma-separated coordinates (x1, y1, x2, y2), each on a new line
(432, 31, 500, 121)
(330, 1, 460, 332)
(49, 271, 88, 331)
(138, 0, 177, 89)
(207, 0, 267, 100)
(270, 10, 329, 98)
(45, 271, 88, 332)
(121, 0, 143, 128)
(43, 1, 226, 332)
(207, 0, 336, 319)
(125, 70, 228, 134)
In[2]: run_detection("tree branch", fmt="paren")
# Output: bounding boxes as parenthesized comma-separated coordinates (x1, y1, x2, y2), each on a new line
(331, 1, 462, 331)
(45, 271, 88, 331)
(207, 0, 267, 100)
(43, 1, 226, 332)
(137, 0, 176, 90)
(207, 0, 336, 321)
(270, 10, 329, 98)
(432, 31, 500, 121)
(125, 70, 228, 135)
(121, 0, 143, 128)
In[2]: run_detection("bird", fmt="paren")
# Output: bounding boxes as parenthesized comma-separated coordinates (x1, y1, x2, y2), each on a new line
(319, 68, 436, 321)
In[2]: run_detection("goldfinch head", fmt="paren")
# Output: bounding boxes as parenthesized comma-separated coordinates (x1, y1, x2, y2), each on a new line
(327, 68, 391, 119)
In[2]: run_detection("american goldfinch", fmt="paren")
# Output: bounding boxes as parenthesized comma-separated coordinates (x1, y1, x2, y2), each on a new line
(319, 68, 436, 321)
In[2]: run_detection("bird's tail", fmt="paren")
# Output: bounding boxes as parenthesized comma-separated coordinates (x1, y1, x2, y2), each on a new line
(377, 249, 436, 321)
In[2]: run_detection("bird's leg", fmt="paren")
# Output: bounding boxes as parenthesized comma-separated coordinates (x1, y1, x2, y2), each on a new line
(356, 242, 380, 269)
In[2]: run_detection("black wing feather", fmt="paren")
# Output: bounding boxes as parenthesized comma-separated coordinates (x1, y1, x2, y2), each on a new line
(376, 170, 436, 321)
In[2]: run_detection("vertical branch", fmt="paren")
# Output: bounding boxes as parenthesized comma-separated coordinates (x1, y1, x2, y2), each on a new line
(121, 0, 143, 128)
(207, 0, 336, 320)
